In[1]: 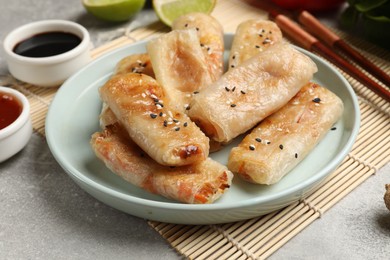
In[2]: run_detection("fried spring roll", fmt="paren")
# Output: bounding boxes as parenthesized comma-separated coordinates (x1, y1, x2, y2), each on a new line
(91, 123, 233, 204)
(229, 20, 283, 69)
(172, 12, 224, 82)
(188, 42, 318, 143)
(228, 82, 344, 184)
(99, 73, 209, 166)
(147, 29, 213, 112)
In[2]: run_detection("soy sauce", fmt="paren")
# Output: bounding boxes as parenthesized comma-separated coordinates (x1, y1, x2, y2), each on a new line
(0, 92, 22, 130)
(13, 31, 81, 58)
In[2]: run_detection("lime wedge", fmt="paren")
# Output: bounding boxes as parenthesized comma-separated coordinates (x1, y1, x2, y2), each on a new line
(82, 0, 146, 22)
(153, 0, 216, 27)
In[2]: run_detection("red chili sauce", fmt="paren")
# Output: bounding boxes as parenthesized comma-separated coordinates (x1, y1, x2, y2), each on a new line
(0, 91, 23, 130)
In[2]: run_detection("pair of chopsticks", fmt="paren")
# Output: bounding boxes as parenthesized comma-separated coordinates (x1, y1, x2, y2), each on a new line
(246, 0, 390, 102)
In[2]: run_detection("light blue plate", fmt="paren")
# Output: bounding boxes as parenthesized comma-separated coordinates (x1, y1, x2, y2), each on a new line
(46, 34, 360, 225)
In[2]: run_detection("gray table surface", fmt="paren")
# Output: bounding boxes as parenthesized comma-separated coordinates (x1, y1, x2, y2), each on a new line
(1, 1, 389, 259)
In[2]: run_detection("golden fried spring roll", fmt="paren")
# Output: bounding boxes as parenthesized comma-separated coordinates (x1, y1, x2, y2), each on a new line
(91, 123, 233, 204)
(173, 12, 224, 82)
(228, 82, 344, 184)
(147, 29, 213, 112)
(188, 42, 318, 143)
(99, 73, 209, 166)
(229, 20, 283, 69)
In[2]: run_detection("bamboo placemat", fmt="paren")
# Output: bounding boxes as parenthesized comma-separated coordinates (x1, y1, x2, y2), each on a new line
(1, 0, 389, 259)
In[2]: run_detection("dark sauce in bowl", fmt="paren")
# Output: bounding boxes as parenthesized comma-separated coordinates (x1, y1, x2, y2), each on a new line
(0, 92, 23, 130)
(13, 31, 82, 58)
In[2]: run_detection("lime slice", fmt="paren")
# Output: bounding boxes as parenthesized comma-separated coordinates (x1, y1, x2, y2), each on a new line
(82, 0, 146, 22)
(153, 0, 216, 27)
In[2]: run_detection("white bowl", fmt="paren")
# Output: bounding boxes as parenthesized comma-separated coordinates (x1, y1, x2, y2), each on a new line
(0, 86, 32, 162)
(3, 20, 92, 87)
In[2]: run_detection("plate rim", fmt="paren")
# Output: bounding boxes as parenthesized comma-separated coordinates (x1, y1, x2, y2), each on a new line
(46, 33, 360, 216)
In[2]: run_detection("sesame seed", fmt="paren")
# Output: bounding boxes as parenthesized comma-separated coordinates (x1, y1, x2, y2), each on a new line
(173, 119, 179, 123)
(255, 138, 261, 143)
(196, 27, 199, 31)
(232, 55, 236, 59)
(232, 86, 236, 92)
(193, 91, 199, 94)
(295, 153, 298, 158)
(183, 122, 188, 127)
(185, 105, 191, 110)
(331, 127, 337, 130)
(241, 90, 246, 94)
(150, 113, 157, 119)
(259, 34, 263, 37)
(312, 97, 321, 103)
(267, 141, 271, 144)
(279, 144, 284, 150)
(163, 120, 168, 127)
(249, 145, 255, 150)
(255, 45, 260, 48)
(225, 87, 230, 92)
(230, 104, 236, 107)
(175, 127, 180, 131)
(184, 24, 188, 27)
(159, 112, 163, 116)
(231, 65, 235, 68)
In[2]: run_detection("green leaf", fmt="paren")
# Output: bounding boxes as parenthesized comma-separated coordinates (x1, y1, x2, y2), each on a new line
(355, 0, 388, 12)
(340, 6, 360, 29)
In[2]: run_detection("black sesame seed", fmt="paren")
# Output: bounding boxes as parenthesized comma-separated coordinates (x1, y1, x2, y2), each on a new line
(312, 97, 321, 103)
(279, 144, 284, 150)
(255, 138, 261, 143)
(183, 122, 188, 127)
(241, 90, 246, 94)
(267, 141, 271, 144)
(232, 55, 236, 59)
(231, 65, 235, 68)
(150, 113, 157, 119)
(196, 27, 199, 31)
(331, 127, 337, 130)
(232, 86, 236, 92)
(259, 34, 263, 37)
(249, 145, 255, 151)
(193, 91, 199, 94)
(186, 105, 191, 110)
(295, 153, 298, 158)
(207, 47, 210, 51)
(225, 87, 230, 92)
(200, 43, 204, 47)
(173, 119, 179, 123)
(230, 104, 236, 107)
(153, 98, 159, 103)
(163, 120, 168, 127)
(255, 45, 260, 48)
(175, 127, 180, 131)
(184, 24, 188, 27)
(159, 112, 163, 116)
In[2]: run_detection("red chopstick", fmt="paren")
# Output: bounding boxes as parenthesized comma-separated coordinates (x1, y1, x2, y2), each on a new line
(297, 10, 390, 88)
(268, 12, 390, 102)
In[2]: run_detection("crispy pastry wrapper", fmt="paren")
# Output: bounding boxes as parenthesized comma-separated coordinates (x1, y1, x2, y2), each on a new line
(99, 73, 209, 166)
(188, 42, 318, 143)
(228, 82, 344, 184)
(91, 123, 233, 204)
